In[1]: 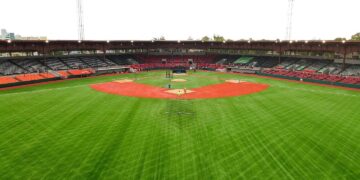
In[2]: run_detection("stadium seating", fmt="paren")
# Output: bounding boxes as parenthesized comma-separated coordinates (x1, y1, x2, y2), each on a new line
(340, 76, 360, 85)
(130, 55, 218, 71)
(340, 65, 360, 76)
(319, 63, 344, 74)
(43, 58, 69, 70)
(102, 58, 118, 66)
(39, 73, 56, 79)
(303, 61, 330, 73)
(61, 57, 89, 69)
(286, 59, 313, 71)
(0, 55, 359, 87)
(67, 69, 93, 76)
(233, 57, 253, 65)
(274, 58, 297, 69)
(57, 71, 70, 78)
(15, 74, 45, 82)
(0, 60, 26, 75)
(13, 59, 47, 73)
(215, 56, 241, 65)
(256, 57, 279, 68)
(107, 55, 136, 65)
(80, 57, 108, 67)
(0, 76, 18, 85)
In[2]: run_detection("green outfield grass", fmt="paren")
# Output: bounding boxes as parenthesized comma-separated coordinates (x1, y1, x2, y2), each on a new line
(0, 71, 359, 179)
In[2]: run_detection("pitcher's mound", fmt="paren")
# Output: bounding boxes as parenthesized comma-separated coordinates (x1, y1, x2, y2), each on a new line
(113, 79, 133, 83)
(172, 79, 187, 82)
(165, 89, 194, 95)
(225, 79, 247, 83)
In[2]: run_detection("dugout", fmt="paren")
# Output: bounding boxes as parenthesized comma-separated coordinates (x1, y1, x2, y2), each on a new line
(172, 68, 187, 74)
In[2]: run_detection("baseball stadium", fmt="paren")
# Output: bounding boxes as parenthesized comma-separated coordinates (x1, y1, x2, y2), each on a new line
(1, 0, 360, 179)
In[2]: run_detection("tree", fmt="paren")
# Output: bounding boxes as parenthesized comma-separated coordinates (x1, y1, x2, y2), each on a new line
(152, 36, 166, 41)
(213, 35, 225, 42)
(159, 36, 166, 40)
(187, 36, 194, 41)
(351, 33, 360, 40)
(201, 36, 210, 42)
(334, 37, 346, 41)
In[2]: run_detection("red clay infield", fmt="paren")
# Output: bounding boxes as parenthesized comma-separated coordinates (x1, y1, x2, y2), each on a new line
(90, 82, 269, 99)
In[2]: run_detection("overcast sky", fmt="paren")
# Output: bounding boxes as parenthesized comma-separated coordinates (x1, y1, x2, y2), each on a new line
(0, 0, 359, 41)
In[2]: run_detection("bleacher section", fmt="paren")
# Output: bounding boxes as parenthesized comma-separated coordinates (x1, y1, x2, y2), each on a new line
(107, 56, 135, 65)
(215, 56, 239, 65)
(138, 56, 216, 65)
(319, 63, 344, 74)
(130, 55, 218, 71)
(102, 58, 118, 66)
(260, 59, 279, 68)
(274, 58, 297, 69)
(80, 57, 108, 67)
(286, 59, 313, 71)
(340, 65, 360, 76)
(43, 58, 69, 70)
(303, 61, 330, 73)
(60, 57, 90, 69)
(13, 59, 47, 73)
(249, 57, 279, 68)
(0, 60, 26, 75)
(233, 57, 253, 65)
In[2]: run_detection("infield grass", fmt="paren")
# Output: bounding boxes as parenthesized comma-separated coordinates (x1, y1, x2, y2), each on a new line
(0, 71, 359, 179)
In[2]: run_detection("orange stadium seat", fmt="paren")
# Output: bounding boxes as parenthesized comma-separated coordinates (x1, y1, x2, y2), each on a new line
(58, 71, 70, 78)
(39, 73, 56, 79)
(0, 76, 19, 85)
(15, 74, 44, 82)
(68, 69, 93, 76)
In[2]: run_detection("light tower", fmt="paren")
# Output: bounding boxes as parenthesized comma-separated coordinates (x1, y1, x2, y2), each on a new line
(286, 0, 295, 41)
(77, 0, 85, 41)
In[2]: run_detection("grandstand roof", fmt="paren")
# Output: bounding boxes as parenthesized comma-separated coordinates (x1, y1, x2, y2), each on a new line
(0, 40, 359, 53)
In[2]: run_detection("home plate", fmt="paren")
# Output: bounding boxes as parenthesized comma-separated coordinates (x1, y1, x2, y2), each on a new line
(113, 79, 134, 83)
(172, 79, 187, 82)
(225, 79, 247, 83)
(165, 89, 194, 95)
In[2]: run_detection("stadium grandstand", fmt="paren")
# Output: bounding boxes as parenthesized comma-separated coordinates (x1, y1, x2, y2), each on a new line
(0, 40, 359, 88)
